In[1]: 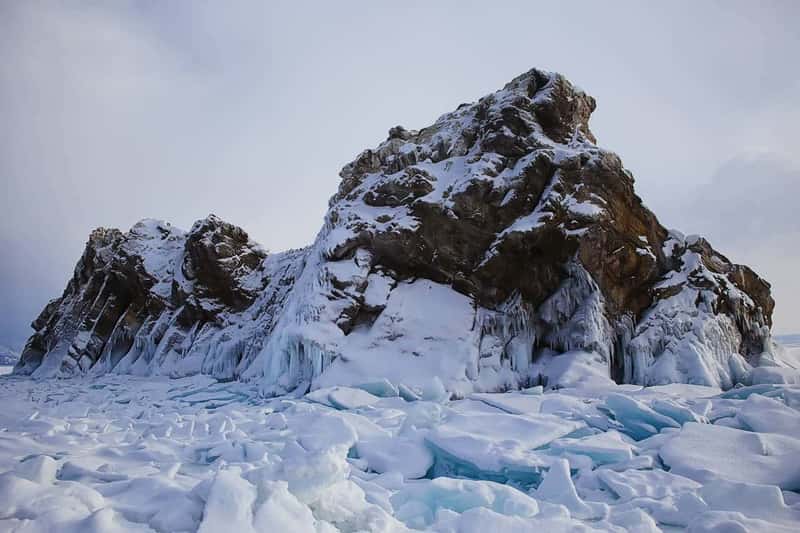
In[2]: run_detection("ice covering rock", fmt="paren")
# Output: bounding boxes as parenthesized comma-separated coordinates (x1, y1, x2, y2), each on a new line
(15, 67, 786, 393)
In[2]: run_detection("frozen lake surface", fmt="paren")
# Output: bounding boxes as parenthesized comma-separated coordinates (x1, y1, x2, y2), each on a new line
(0, 373, 798, 532)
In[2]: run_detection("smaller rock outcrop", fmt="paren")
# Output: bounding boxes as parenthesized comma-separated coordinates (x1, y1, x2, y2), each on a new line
(14, 217, 302, 380)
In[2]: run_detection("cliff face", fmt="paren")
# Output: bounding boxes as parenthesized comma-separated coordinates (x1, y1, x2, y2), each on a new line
(15, 217, 302, 380)
(15, 68, 779, 393)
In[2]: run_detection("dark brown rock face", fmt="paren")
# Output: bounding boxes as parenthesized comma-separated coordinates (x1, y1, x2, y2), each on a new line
(182, 215, 267, 313)
(15, 68, 777, 391)
(15, 217, 299, 379)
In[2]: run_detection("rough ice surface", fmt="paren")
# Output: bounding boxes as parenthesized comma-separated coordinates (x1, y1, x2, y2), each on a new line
(659, 422, 800, 490)
(1, 373, 799, 531)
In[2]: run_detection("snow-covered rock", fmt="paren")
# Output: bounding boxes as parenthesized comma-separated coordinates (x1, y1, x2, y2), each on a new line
(15, 68, 787, 393)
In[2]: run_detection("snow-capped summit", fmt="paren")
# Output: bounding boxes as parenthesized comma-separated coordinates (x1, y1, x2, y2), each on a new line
(14, 68, 786, 393)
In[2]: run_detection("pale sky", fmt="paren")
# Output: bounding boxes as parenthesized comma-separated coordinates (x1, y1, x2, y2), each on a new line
(1, 1, 798, 350)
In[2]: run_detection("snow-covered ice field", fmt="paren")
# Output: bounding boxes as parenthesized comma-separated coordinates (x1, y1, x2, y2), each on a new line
(0, 373, 799, 532)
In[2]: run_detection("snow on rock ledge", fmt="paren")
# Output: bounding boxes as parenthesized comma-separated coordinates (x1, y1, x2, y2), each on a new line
(15, 68, 788, 393)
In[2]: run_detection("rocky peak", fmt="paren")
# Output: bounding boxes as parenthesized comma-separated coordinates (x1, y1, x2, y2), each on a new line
(504, 68, 597, 144)
(325, 68, 661, 321)
(75, 227, 124, 281)
(15, 67, 783, 393)
(336, 69, 595, 204)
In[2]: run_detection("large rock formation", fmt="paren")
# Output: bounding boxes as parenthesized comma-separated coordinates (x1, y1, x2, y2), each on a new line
(15, 68, 784, 394)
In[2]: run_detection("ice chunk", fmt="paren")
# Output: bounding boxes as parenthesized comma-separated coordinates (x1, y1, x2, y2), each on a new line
(718, 383, 784, 399)
(736, 393, 800, 439)
(398, 383, 421, 402)
(355, 435, 433, 479)
(399, 401, 444, 430)
(450, 398, 507, 414)
(637, 383, 720, 400)
(596, 468, 700, 502)
(198, 469, 257, 533)
(469, 392, 543, 414)
(749, 366, 800, 385)
(430, 505, 608, 532)
(421, 376, 449, 403)
(596, 455, 654, 472)
(58, 461, 128, 483)
(0, 471, 105, 526)
(534, 458, 606, 519)
(355, 379, 399, 398)
(606, 508, 660, 533)
(539, 395, 595, 418)
(277, 443, 350, 503)
(650, 398, 707, 424)
(659, 422, 800, 490)
(95, 475, 204, 532)
(309, 478, 404, 531)
(534, 350, 617, 390)
(67, 508, 156, 533)
(290, 411, 358, 452)
(602, 393, 680, 440)
(14, 455, 58, 485)
(548, 430, 635, 466)
(305, 387, 336, 407)
(426, 412, 583, 485)
(391, 477, 538, 528)
(328, 386, 381, 410)
(687, 511, 798, 533)
(698, 479, 800, 525)
(252, 480, 321, 532)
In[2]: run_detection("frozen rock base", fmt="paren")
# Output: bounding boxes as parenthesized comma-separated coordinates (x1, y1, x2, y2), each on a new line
(1, 374, 798, 532)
